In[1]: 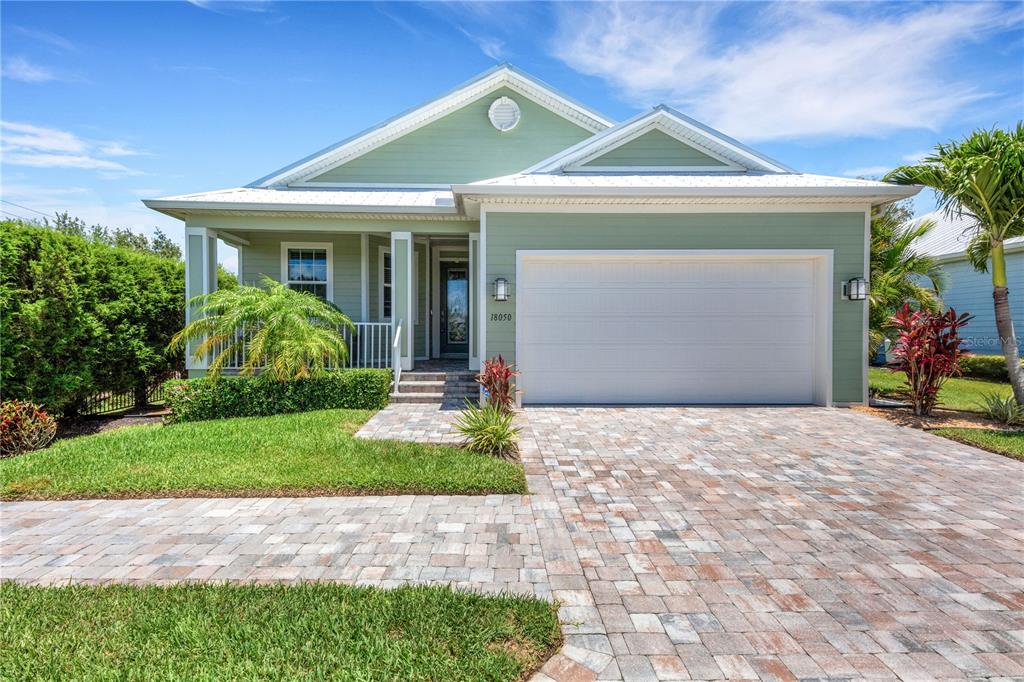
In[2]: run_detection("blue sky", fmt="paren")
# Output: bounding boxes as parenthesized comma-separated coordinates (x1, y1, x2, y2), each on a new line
(2, 1, 1022, 271)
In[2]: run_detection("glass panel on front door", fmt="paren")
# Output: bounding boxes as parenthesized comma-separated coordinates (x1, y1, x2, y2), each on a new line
(441, 265, 469, 355)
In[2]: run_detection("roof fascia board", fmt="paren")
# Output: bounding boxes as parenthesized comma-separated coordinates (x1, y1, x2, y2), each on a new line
(142, 199, 460, 216)
(451, 183, 919, 203)
(250, 65, 614, 189)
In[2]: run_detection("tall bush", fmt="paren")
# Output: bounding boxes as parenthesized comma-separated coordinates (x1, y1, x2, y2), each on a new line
(0, 220, 195, 415)
(888, 304, 972, 416)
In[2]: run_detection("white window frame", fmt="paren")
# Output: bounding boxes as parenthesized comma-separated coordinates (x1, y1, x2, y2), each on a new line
(378, 246, 392, 321)
(280, 241, 333, 302)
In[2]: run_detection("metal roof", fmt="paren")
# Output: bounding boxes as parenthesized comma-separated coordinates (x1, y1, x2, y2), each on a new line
(911, 210, 1023, 260)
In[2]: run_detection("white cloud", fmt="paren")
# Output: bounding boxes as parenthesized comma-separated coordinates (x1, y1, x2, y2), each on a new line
(901, 149, 933, 163)
(2, 152, 138, 174)
(96, 141, 146, 157)
(11, 26, 76, 52)
(1, 121, 86, 153)
(1, 56, 59, 83)
(842, 165, 891, 178)
(2, 121, 143, 176)
(456, 26, 505, 60)
(551, 2, 1021, 141)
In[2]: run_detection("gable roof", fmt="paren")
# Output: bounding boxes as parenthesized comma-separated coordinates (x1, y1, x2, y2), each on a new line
(524, 106, 794, 175)
(250, 64, 614, 189)
(911, 210, 1024, 260)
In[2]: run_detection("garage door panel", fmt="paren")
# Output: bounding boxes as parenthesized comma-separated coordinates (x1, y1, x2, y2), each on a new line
(518, 254, 825, 405)
(523, 343, 811, 372)
(520, 368, 815, 404)
(521, 316, 814, 347)
(520, 289, 814, 318)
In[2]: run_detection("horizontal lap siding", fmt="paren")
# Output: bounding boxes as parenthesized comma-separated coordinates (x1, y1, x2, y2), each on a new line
(484, 212, 867, 403)
(310, 87, 594, 185)
(939, 253, 1024, 354)
(582, 129, 727, 167)
(241, 231, 362, 321)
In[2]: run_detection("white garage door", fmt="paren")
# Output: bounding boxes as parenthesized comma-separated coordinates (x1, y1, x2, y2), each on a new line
(516, 252, 830, 405)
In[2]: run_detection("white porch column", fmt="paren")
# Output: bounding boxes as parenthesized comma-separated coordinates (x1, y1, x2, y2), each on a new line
(469, 232, 480, 370)
(184, 226, 218, 375)
(390, 231, 414, 370)
(360, 233, 369, 322)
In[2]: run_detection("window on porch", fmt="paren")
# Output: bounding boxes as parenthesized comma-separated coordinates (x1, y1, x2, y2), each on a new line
(381, 250, 392, 320)
(285, 246, 329, 300)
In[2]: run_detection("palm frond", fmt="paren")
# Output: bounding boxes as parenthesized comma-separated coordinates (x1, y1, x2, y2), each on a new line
(168, 275, 355, 380)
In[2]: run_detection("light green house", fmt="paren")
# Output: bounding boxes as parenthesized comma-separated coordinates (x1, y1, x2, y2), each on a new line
(145, 64, 918, 406)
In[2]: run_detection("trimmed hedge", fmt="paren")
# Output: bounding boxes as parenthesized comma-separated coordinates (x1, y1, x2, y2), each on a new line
(164, 370, 391, 423)
(959, 354, 1023, 382)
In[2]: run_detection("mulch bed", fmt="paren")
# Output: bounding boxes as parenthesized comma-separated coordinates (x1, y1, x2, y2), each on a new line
(855, 401, 1008, 430)
(56, 408, 169, 442)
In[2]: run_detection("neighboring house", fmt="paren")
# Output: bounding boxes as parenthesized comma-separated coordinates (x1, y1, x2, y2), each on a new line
(912, 210, 1024, 354)
(144, 64, 917, 406)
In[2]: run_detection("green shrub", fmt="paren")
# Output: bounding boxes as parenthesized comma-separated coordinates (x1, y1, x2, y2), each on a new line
(454, 401, 520, 460)
(164, 370, 391, 423)
(0, 400, 57, 458)
(0, 221, 201, 416)
(959, 354, 1022, 382)
(977, 392, 1024, 425)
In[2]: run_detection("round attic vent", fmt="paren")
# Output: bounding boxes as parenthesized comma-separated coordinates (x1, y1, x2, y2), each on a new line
(488, 96, 521, 132)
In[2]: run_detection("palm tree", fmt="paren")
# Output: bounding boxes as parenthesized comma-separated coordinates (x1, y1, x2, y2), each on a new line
(170, 275, 355, 381)
(868, 202, 946, 357)
(888, 125, 1024, 403)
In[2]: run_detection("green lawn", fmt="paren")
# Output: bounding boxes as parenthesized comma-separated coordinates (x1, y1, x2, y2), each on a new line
(0, 409, 526, 500)
(934, 428, 1024, 462)
(0, 582, 561, 681)
(869, 367, 1012, 412)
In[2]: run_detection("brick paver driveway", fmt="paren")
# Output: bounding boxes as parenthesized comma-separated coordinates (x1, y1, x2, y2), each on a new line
(3, 407, 1023, 680)
(520, 408, 1024, 681)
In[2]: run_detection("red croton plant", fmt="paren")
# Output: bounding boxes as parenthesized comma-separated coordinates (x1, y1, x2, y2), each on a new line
(888, 304, 972, 416)
(476, 354, 518, 413)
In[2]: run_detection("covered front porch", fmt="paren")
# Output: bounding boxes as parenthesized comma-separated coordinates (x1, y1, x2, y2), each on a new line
(184, 224, 481, 386)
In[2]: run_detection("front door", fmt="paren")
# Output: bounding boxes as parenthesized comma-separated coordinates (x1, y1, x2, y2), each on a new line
(440, 262, 469, 356)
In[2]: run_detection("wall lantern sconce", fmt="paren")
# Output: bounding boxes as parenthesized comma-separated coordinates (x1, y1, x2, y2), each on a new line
(844, 277, 868, 301)
(492, 277, 509, 302)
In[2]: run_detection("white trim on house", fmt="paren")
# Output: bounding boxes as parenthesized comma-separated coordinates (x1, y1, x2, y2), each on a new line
(431, 244, 441, 358)
(862, 209, 871, 406)
(514, 249, 834, 407)
(524, 106, 793, 175)
(250, 65, 613, 189)
(479, 210, 488, 379)
(469, 232, 480, 370)
(291, 181, 452, 189)
(378, 246, 391, 321)
(473, 201, 878, 215)
(360, 233, 369, 322)
(217, 230, 250, 247)
(280, 241, 334, 302)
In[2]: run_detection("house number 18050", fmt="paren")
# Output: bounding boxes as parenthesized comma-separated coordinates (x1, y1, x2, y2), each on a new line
(489, 313, 512, 322)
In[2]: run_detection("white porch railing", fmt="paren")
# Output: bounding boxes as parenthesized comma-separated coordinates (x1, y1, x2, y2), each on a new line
(213, 321, 395, 371)
(392, 319, 403, 394)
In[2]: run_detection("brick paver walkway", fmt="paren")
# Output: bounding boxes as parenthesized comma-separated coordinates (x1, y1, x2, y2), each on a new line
(3, 407, 1023, 680)
(355, 402, 464, 444)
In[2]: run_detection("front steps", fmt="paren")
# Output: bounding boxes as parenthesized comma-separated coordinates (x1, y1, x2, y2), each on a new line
(390, 370, 478, 404)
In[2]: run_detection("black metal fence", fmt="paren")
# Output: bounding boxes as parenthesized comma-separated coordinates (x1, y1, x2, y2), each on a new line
(79, 372, 181, 416)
